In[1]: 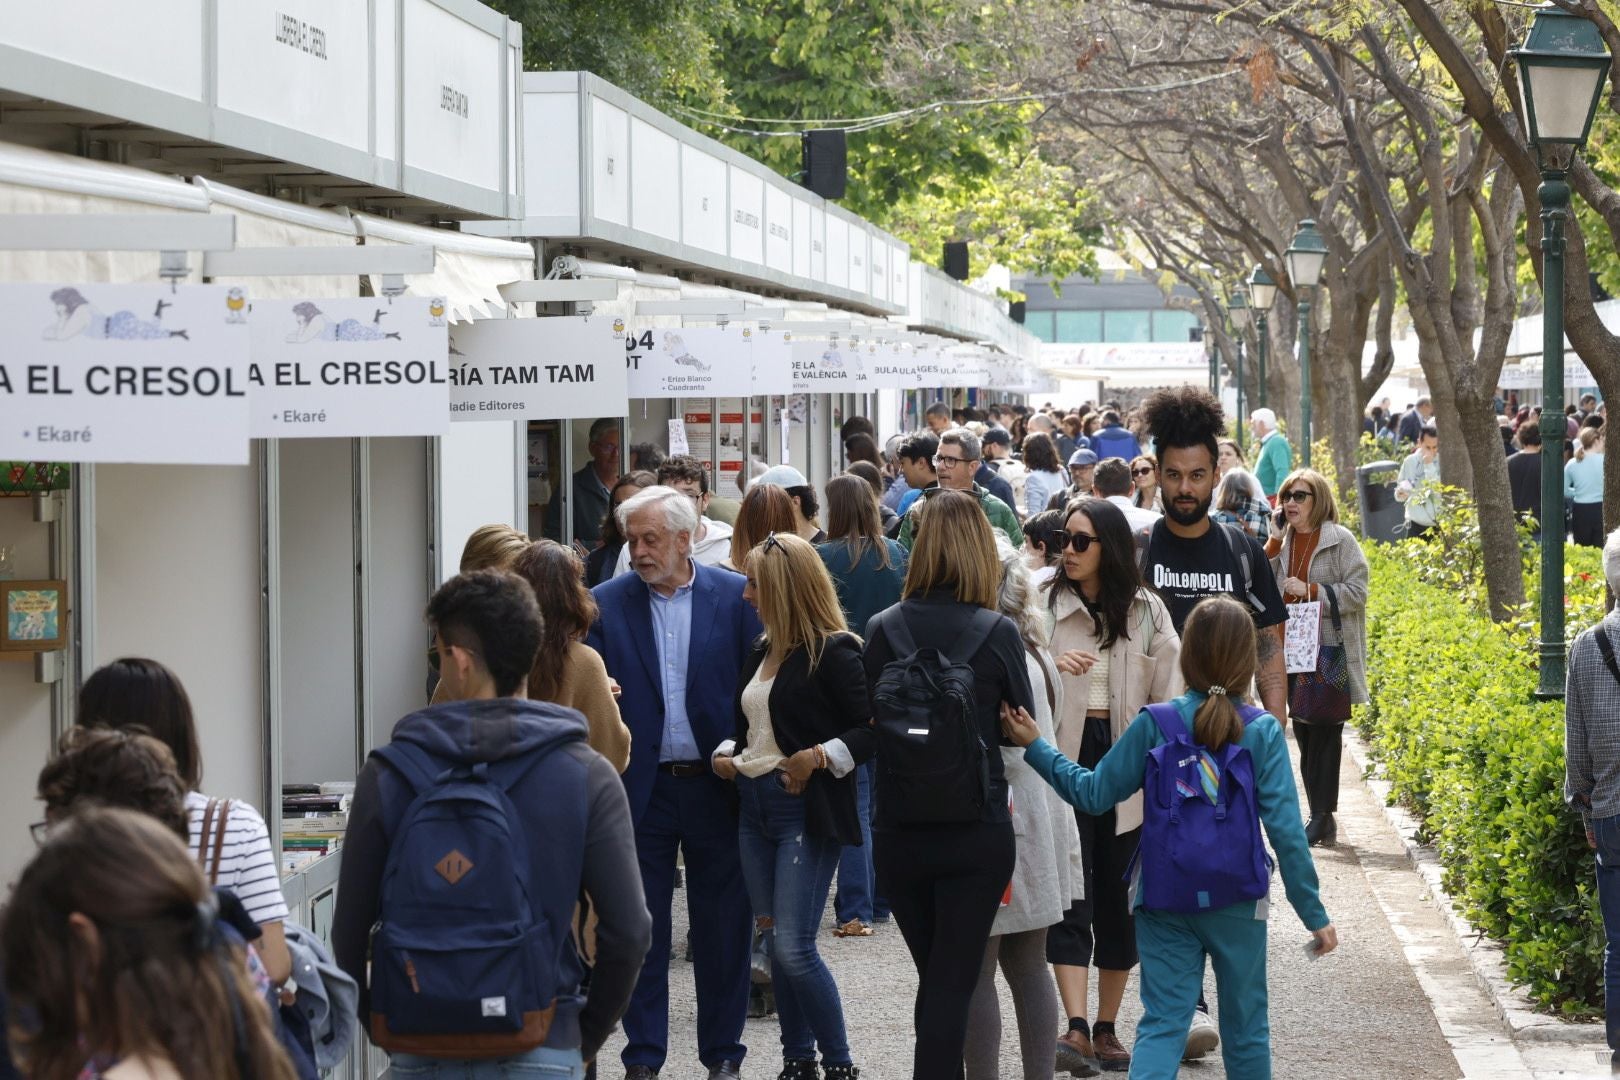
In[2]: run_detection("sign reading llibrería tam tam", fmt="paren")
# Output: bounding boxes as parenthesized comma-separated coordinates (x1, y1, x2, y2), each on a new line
(448, 316, 627, 421)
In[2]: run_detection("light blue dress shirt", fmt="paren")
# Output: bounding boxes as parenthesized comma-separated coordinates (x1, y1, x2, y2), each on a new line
(648, 563, 699, 762)
(1566, 451, 1605, 503)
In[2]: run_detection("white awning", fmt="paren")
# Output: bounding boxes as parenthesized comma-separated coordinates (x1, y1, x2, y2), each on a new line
(354, 213, 534, 322)
(193, 178, 357, 301)
(0, 143, 208, 284)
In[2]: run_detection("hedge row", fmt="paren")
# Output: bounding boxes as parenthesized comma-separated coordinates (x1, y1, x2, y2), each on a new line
(1356, 533, 1608, 1014)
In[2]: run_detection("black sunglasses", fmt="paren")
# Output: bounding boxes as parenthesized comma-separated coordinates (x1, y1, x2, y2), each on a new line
(1132, 467, 1155, 477)
(1058, 530, 1099, 552)
(1281, 490, 1314, 504)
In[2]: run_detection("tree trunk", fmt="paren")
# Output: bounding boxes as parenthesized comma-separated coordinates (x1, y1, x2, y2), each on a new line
(1453, 384, 1527, 618)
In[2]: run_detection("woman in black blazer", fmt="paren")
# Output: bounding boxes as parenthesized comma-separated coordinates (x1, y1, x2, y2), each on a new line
(712, 532, 874, 1080)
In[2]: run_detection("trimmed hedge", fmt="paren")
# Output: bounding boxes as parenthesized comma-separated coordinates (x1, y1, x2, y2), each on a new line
(1357, 533, 1608, 1014)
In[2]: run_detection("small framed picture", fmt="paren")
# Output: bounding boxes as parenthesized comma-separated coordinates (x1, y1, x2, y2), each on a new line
(1, 579, 68, 651)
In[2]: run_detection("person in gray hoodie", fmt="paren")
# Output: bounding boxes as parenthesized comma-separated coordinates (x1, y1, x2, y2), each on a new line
(333, 570, 651, 1079)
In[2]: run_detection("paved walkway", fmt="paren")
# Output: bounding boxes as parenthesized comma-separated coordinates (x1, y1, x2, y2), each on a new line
(602, 732, 1610, 1079)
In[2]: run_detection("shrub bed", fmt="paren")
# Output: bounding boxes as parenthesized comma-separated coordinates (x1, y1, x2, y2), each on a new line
(1357, 534, 1607, 1014)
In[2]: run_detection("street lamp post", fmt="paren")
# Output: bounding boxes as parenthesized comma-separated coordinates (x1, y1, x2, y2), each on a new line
(1247, 264, 1278, 408)
(1202, 323, 1216, 396)
(1512, 4, 1611, 699)
(1229, 292, 1251, 452)
(1285, 220, 1328, 468)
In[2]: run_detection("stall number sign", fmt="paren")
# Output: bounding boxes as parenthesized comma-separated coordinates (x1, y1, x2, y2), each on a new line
(624, 325, 755, 398)
(249, 297, 448, 438)
(448, 315, 627, 421)
(0, 284, 250, 465)
(790, 336, 872, 392)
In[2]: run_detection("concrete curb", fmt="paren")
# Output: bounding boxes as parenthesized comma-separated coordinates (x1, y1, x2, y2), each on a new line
(1343, 726, 1602, 1046)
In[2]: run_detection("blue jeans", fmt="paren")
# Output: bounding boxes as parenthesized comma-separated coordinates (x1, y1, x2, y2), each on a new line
(737, 773, 851, 1065)
(1596, 814, 1620, 1050)
(390, 1045, 585, 1079)
(834, 761, 888, 923)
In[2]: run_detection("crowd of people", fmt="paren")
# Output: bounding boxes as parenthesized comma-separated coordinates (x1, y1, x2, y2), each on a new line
(3, 386, 1400, 1080)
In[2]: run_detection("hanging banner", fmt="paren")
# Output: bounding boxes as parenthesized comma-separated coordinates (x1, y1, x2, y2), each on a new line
(868, 340, 916, 390)
(625, 324, 755, 398)
(752, 329, 793, 396)
(0, 283, 250, 465)
(447, 316, 626, 422)
(941, 350, 991, 389)
(716, 398, 748, 498)
(248, 297, 449, 438)
(791, 335, 874, 391)
(912, 346, 946, 390)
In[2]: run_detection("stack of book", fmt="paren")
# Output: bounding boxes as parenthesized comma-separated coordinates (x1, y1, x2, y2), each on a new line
(281, 783, 353, 874)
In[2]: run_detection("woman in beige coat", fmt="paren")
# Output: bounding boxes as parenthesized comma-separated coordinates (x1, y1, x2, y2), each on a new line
(1044, 497, 1182, 1075)
(1266, 468, 1369, 848)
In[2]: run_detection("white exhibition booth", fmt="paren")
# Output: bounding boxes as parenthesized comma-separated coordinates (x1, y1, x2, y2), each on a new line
(0, 7, 1045, 1074)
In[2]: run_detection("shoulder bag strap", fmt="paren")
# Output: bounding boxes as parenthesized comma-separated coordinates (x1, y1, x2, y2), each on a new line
(198, 797, 219, 873)
(1595, 625, 1620, 689)
(204, 799, 231, 886)
(948, 607, 1003, 667)
(1319, 582, 1344, 638)
(1143, 701, 1187, 743)
(879, 606, 919, 658)
(1029, 645, 1057, 717)
(1218, 522, 1262, 614)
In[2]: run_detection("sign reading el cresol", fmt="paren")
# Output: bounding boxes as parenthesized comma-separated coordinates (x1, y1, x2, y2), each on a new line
(0, 284, 250, 465)
(448, 316, 626, 421)
(249, 297, 449, 438)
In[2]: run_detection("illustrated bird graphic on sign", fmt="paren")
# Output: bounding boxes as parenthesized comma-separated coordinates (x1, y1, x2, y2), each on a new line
(429, 297, 448, 326)
(224, 288, 248, 323)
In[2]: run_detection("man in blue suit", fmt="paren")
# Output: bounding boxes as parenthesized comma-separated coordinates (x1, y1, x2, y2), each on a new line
(588, 485, 761, 1080)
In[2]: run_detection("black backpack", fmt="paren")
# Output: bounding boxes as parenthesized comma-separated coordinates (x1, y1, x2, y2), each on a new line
(870, 605, 1000, 824)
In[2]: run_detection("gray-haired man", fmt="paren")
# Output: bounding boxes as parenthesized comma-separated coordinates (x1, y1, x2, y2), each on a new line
(1565, 525, 1620, 1066)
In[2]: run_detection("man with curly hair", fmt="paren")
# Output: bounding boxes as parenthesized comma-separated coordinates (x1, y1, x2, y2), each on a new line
(1134, 386, 1290, 1065)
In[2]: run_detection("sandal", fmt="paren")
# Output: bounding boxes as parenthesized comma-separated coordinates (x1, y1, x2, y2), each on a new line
(834, 918, 874, 938)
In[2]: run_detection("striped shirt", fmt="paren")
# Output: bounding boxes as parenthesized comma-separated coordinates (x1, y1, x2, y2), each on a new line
(185, 791, 289, 925)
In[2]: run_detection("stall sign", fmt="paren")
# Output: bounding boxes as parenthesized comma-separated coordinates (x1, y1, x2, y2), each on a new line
(941, 350, 991, 389)
(790, 336, 874, 392)
(911, 345, 946, 391)
(0, 284, 249, 465)
(448, 316, 626, 422)
(625, 325, 755, 398)
(867, 341, 915, 390)
(752, 330, 793, 396)
(249, 297, 448, 438)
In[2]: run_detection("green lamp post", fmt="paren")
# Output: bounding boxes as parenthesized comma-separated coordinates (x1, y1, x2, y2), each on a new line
(1247, 263, 1278, 408)
(1285, 220, 1328, 468)
(1512, 3, 1611, 700)
(1229, 290, 1250, 452)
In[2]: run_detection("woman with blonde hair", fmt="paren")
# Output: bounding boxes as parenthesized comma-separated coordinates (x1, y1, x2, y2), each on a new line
(457, 523, 529, 572)
(962, 540, 1084, 1080)
(3, 807, 298, 1080)
(861, 489, 1037, 1079)
(510, 540, 632, 772)
(1003, 596, 1334, 1080)
(1264, 468, 1368, 847)
(1566, 426, 1606, 546)
(712, 533, 873, 1080)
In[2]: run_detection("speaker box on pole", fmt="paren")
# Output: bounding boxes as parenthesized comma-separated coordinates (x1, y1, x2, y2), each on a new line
(1009, 300, 1027, 324)
(801, 130, 847, 200)
(943, 241, 969, 281)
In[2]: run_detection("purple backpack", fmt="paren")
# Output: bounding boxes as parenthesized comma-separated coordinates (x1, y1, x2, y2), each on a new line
(1134, 702, 1272, 914)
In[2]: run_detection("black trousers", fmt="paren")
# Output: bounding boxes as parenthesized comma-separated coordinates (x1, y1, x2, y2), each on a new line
(1573, 501, 1605, 547)
(1047, 716, 1139, 971)
(1294, 719, 1345, 815)
(876, 819, 1016, 1080)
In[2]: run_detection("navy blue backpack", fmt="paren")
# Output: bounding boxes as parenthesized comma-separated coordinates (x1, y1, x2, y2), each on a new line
(1135, 702, 1272, 914)
(366, 740, 584, 1059)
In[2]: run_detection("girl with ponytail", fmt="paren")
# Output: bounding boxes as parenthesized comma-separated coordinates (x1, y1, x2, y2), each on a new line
(1001, 595, 1336, 1079)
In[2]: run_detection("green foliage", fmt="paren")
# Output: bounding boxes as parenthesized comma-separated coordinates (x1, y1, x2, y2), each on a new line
(1357, 535, 1610, 1014)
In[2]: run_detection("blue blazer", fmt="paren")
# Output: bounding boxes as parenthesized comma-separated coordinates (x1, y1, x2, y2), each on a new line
(587, 562, 762, 825)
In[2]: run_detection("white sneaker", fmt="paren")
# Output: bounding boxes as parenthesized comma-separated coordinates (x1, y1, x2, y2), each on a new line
(1183, 1007, 1219, 1061)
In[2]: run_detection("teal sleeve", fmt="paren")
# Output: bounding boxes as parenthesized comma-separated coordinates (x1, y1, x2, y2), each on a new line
(1250, 717, 1330, 930)
(1023, 710, 1156, 815)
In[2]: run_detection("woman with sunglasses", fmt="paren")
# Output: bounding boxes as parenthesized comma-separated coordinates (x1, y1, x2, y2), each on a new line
(1264, 469, 1369, 848)
(1042, 498, 1181, 1075)
(1130, 456, 1163, 514)
(712, 532, 873, 1080)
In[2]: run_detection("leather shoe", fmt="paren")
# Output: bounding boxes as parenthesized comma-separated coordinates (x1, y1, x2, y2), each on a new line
(1305, 813, 1337, 847)
(624, 1068, 658, 1080)
(1055, 1030, 1099, 1077)
(709, 1062, 743, 1079)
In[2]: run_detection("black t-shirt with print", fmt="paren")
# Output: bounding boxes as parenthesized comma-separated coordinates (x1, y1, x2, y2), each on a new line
(1143, 518, 1288, 635)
